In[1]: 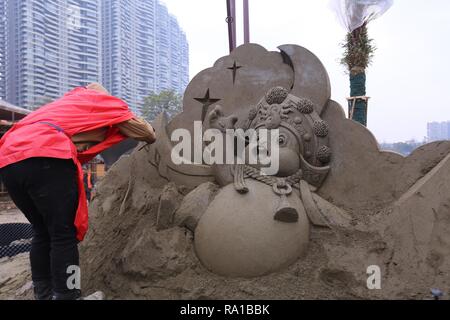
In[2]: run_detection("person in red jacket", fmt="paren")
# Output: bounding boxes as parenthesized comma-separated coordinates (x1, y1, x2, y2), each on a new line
(82, 165, 95, 204)
(0, 83, 156, 300)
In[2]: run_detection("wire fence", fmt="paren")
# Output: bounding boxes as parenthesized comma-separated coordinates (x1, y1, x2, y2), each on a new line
(0, 223, 33, 258)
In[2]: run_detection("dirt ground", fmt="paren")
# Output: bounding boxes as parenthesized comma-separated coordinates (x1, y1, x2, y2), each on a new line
(0, 209, 28, 224)
(1, 146, 449, 300)
(0, 252, 33, 300)
(0, 208, 33, 300)
(78, 149, 450, 300)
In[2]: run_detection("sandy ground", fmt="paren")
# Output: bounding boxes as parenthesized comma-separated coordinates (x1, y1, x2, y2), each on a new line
(1, 143, 450, 300)
(0, 253, 33, 300)
(0, 209, 28, 224)
(77, 147, 450, 300)
(0, 209, 104, 300)
(0, 208, 33, 300)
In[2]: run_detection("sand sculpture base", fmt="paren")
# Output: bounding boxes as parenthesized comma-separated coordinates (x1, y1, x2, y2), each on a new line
(80, 44, 450, 299)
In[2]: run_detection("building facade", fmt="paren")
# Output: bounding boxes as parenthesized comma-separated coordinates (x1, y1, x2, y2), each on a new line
(0, 0, 188, 113)
(155, 1, 189, 95)
(0, 0, 6, 101)
(427, 121, 450, 142)
(102, 0, 189, 113)
(0, 0, 101, 109)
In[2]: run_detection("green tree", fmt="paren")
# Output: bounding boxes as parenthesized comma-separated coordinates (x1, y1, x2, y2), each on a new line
(141, 90, 182, 121)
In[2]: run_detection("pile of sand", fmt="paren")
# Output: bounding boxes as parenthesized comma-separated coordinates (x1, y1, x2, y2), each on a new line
(1, 144, 448, 300)
(79, 145, 450, 300)
(0, 253, 33, 300)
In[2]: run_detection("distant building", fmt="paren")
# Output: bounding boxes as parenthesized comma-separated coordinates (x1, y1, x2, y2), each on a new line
(427, 121, 450, 142)
(427, 122, 440, 141)
(102, 0, 189, 114)
(0, 0, 188, 113)
(0, 0, 6, 101)
(0, 0, 101, 109)
(155, 1, 189, 94)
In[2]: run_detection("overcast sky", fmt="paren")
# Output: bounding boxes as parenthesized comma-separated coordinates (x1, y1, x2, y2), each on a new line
(160, 0, 450, 143)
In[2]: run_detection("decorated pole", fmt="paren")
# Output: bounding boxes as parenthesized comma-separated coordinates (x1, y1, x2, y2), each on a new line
(330, 0, 393, 126)
(345, 21, 371, 126)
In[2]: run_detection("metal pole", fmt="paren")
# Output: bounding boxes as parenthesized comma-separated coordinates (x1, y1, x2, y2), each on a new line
(231, 0, 236, 50)
(226, 0, 235, 53)
(243, 0, 250, 43)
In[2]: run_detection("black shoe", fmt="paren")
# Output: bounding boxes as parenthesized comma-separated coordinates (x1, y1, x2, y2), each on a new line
(33, 280, 53, 300)
(52, 289, 82, 300)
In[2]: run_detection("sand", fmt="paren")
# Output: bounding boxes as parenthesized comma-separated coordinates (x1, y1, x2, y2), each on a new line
(76, 145, 450, 300)
(1, 145, 449, 300)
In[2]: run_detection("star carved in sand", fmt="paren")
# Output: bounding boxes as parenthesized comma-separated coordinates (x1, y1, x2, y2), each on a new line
(227, 61, 242, 84)
(194, 89, 221, 122)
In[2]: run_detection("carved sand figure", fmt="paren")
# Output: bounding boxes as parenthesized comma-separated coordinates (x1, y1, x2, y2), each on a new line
(195, 86, 351, 277)
(78, 44, 450, 299)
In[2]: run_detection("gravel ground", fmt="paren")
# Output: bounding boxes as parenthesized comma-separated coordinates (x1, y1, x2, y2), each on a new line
(0, 209, 28, 225)
(0, 208, 32, 300)
(0, 253, 33, 300)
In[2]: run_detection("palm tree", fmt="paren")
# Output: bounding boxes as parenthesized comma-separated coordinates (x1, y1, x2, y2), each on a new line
(341, 21, 374, 126)
(330, 0, 393, 126)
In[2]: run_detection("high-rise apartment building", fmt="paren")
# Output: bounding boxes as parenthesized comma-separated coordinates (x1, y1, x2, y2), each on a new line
(0, 0, 6, 100)
(155, 1, 189, 94)
(102, 0, 156, 111)
(102, 0, 189, 113)
(0, 0, 101, 109)
(427, 121, 450, 142)
(0, 0, 189, 112)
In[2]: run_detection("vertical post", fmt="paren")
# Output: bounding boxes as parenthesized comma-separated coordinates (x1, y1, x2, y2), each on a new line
(243, 0, 250, 44)
(231, 0, 236, 50)
(226, 0, 236, 53)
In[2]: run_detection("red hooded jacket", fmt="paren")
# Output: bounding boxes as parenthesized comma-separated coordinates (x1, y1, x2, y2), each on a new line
(0, 87, 135, 241)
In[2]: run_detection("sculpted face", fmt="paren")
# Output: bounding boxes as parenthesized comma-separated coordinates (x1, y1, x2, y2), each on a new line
(246, 127, 301, 177)
(276, 127, 301, 177)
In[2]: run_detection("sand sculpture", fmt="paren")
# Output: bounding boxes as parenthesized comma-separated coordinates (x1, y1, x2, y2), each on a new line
(80, 44, 450, 299)
(194, 87, 352, 277)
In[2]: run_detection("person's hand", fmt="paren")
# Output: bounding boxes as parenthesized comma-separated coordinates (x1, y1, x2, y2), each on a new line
(140, 118, 156, 144)
(76, 143, 92, 153)
(146, 131, 156, 144)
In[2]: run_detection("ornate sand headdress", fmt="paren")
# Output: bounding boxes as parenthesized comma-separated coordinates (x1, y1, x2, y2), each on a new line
(234, 87, 332, 215)
(248, 86, 332, 169)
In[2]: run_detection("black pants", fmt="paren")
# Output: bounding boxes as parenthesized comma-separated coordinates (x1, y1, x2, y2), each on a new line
(0, 157, 79, 295)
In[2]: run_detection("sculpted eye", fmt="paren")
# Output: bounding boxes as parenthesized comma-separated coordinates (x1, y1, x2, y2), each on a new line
(278, 134, 287, 146)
